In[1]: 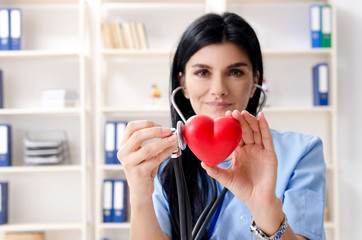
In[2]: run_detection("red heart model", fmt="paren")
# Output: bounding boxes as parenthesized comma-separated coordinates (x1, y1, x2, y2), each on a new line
(184, 115, 242, 166)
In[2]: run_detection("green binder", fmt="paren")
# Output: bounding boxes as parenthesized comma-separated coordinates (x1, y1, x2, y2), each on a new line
(321, 4, 332, 48)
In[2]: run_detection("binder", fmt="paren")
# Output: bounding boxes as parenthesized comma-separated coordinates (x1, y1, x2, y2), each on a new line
(0, 124, 11, 167)
(115, 121, 127, 164)
(112, 179, 127, 222)
(321, 4, 332, 48)
(313, 63, 329, 106)
(309, 4, 321, 48)
(0, 8, 10, 50)
(104, 122, 116, 164)
(104, 121, 128, 164)
(10, 8, 21, 50)
(103, 180, 113, 223)
(0, 182, 9, 225)
(0, 70, 3, 108)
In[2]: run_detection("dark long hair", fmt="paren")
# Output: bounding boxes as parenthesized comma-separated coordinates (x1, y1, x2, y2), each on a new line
(161, 12, 263, 239)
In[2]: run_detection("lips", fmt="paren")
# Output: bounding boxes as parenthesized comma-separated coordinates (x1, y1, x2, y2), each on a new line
(206, 102, 232, 110)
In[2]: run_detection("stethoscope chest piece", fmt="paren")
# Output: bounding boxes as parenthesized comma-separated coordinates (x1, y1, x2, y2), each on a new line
(177, 120, 187, 151)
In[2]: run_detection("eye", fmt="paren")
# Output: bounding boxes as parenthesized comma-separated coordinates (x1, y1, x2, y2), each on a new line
(195, 69, 209, 77)
(229, 69, 244, 77)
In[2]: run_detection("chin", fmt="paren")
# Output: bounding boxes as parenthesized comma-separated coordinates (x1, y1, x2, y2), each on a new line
(204, 111, 227, 119)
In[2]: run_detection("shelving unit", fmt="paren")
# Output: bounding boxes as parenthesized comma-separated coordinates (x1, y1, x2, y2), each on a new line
(94, 0, 339, 239)
(0, 0, 91, 239)
(1, 0, 338, 239)
(94, 0, 339, 240)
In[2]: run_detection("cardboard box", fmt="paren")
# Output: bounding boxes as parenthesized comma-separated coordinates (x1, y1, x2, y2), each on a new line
(5, 232, 45, 240)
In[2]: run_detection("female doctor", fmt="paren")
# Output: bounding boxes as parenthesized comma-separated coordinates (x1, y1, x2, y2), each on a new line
(117, 12, 326, 240)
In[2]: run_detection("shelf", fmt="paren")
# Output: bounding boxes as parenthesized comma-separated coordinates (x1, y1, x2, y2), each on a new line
(102, 0, 203, 3)
(324, 221, 336, 230)
(0, 108, 82, 116)
(99, 222, 130, 229)
(228, 0, 330, 3)
(263, 106, 333, 113)
(0, 165, 83, 174)
(0, 0, 79, 5)
(0, 222, 83, 232)
(262, 48, 333, 57)
(101, 48, 332, 59)
(102, 49, 173, 59)
(100, 164, 124, 171)
(0, 50, 81, 60)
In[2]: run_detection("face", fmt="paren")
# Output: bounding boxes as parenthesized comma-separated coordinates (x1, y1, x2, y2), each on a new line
(181, 42, 258, 119)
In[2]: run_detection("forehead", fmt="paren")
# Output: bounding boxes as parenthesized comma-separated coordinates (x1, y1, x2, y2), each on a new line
(186, 42, 251, 68)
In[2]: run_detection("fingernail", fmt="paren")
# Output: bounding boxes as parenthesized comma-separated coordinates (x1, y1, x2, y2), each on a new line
(167, 135, 177, 143)
(162, 127, 170, 133)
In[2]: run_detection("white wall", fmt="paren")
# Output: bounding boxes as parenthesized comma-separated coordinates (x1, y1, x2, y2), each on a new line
(335, 0, 362, 238)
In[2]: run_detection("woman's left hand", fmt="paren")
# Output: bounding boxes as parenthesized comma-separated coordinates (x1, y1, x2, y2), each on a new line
(201, 110, 279, 210)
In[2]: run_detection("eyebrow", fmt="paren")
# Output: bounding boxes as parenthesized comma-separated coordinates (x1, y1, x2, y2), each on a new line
(227, 62, 248, 68)
(191, 62, 249, 69)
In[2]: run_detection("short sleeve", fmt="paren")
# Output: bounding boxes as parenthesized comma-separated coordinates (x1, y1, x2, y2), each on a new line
(152, 172, 172, 239)
(282, 135, 326, 240)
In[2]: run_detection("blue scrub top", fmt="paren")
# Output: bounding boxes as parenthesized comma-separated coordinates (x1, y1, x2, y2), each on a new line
(152, 129, 326, 240)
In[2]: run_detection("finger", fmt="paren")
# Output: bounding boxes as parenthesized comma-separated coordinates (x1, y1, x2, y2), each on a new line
(201, 162, 231, 188)
(141, 142, 179, 177)
(133, 134, 178, 165)
(122, 126, 173, 154)
(258, 112, 275, 151)
(121, 120, 161, 144)
(230, 110, 244, 146)
(238, 110, 255, 145)
(241, 111, 262, 145)
(225, 110, 232, 117)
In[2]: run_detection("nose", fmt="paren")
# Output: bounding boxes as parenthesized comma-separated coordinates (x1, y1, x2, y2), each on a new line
(210, 73, 228, 97)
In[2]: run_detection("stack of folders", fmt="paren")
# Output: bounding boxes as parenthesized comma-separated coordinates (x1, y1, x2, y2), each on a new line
(309, 4, 332, 48)
(102, 22, 148, 49)
(0, 69, 3, 108)
(23, 131, 69, 165)
(104, 121, 127, 165)
(312, 63, 329, 106)
(0, 182, 9, 225)
(0, 124, 11, 167)
(40, 89, 78, 108)
(0, 8, 22, 50)
(103, 179, 127, 223)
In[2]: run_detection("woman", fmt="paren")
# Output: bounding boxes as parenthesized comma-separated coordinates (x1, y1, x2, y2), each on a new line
(117, 12, 326, 240)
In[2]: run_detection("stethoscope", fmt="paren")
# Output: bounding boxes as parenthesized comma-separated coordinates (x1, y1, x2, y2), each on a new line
(169, 84, 266, 240)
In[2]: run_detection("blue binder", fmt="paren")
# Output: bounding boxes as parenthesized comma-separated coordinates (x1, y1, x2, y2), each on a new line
(0, 8, 10, 50)
(104, 121, 116, 164)
(313, 63, 329, 106)
(104, 121, 128, 164)
(0, 124, 11, 167)
(103, 180, 113, 223)
(10, 8, 21, 50)
(0, 182, 9, 225)
(0, 70, 3, 108)
(310, 4, 321, 48)
(114, 121, 127, 164)
(112, 179, 127, 222)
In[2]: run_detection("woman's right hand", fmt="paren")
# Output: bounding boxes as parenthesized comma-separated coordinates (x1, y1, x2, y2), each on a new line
(117, 120, 178, 205)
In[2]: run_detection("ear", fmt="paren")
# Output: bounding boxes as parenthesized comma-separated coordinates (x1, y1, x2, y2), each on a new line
(178, 72, 190, 99)
(249, 71, 260, 99)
